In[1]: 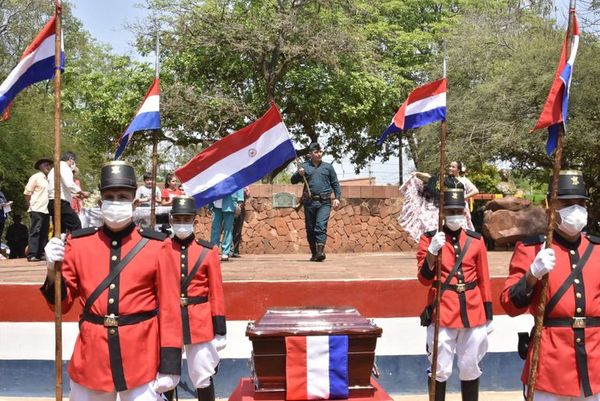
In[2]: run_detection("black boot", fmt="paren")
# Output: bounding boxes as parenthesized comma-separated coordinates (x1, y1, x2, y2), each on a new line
(162, 390, 174, 401)
(428, 378, 446, 401)
(460, 378, 479, 401)
(315, 243, 326, 262)
(309, 243, 317, 261)
(197, 380, 215, 401)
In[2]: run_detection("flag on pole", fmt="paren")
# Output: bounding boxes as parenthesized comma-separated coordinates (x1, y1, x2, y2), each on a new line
(285, 335, 349, 400)
(0, 15, 64, 120)
(114, 78, 161, 160)
(176, 103, 296, 208)
(532, 11, 579, 155)
(377, 78, 447, 144)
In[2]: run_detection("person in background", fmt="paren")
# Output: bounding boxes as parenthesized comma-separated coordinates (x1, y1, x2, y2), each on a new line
(136, 172, 162, 207)
(209, 189, 244, 262)
(455, 162, 479, 230)
(70, 166, 84, 214)
(6, 214, 28, 259)
(161, 173, 184, 206)
(230, 187, 250, 258)
(24, 158, 52, 262)
(0, 185, 13, 250)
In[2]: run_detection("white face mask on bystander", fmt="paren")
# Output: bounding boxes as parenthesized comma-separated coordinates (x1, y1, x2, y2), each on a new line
(557, 204, 588, 236)
(101, 201, 133, 231)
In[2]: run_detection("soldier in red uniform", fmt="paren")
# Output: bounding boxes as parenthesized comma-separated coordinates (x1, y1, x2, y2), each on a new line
(40, 161, 182, 401)
(417, 188, 493, 401)
(501, 170, 600, 401)
(163, 196, 226, 401)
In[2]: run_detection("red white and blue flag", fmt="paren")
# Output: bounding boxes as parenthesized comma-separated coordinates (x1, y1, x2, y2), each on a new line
(533, 10, 579, 155)
(114, 78, 161, 159)
(286, 335, 349, 400)
(0, 15, 64, 120)
(176, 103, 296, 208)
(377, 78, 446, 144)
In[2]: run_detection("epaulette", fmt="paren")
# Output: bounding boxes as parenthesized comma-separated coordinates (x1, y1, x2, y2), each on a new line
(465, 229, 482, 240)
(424, 230, 436, 238)
(522, 235, 546, 246)
(195, 238, 214, 249)
(587, 234, 600, 244)
(70, 227, 99, 238)
(138, 228, 168, 241)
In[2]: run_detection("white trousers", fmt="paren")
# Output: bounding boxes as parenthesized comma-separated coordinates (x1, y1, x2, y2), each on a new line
(69, 379, 160, 401)
(185, 341, 220, 389)
(426, 324, 488, 382)
(533, 390, 600, 401)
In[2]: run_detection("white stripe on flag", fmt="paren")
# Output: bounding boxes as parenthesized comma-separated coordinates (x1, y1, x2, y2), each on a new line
(306, 336, 330, 400)
(404, 92, 446, 117)
(137, 94, 159, 115)
(567, 35, 579, 66)
(0, 34, 55, 95)
(182, 122, 291, 196)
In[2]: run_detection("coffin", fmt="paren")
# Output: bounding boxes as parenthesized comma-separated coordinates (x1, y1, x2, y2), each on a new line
(246, 307, 382, 397)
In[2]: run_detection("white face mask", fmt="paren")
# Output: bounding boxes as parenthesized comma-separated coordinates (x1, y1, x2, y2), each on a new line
(101, 201, 133, 230)
(172, 224, 194, 240)
(445, 215, 465, 231)
(558, 204, 587, 236)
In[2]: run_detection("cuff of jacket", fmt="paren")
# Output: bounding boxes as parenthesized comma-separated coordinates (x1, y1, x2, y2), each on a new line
(419, 261, 436, 280)
(39, 276, 67, 305)
(484, 302, 493, 320)
(213, 316, 227, 335)
(509, 275, 534, 309)
(159, 347, 182, 375)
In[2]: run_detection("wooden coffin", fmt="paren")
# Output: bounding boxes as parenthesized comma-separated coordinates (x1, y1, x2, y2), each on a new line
(246, 307, 382, 397)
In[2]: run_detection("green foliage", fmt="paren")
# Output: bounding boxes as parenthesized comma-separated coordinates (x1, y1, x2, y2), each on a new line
(466, 164, 499, 194)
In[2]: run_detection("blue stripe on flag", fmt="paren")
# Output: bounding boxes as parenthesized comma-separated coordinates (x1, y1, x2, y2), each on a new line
(328, 335, 348, 399)
(191, 139, 296, 208)
(125, 111, 161, 134)
(546, 123, 561, 156)
(114, 132, 132, 160)
(0, 56, 56, 115)
(404, 106, 446, 131)
(377, 122, 401, 145)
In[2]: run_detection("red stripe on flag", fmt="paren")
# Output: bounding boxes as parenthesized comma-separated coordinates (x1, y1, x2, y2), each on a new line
(175, 104, 283, 183)
(21, 16, 56, 59)
(286, 336, 308, 401)
(392, 78, 446, 130)
(146, 78, 160, 97)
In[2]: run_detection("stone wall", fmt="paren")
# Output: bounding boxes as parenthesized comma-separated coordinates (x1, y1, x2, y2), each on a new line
(194, 184, 417, 254)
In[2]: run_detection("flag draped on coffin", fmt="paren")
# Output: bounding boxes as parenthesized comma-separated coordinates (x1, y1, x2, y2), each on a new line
(176, 103, 296, 208)
(286, 335, 349, 400)
(0, 15, 64, 120)
(377, 78, 447, 145)
(114, 78, 161, 159)
(532, 11, 580, 155)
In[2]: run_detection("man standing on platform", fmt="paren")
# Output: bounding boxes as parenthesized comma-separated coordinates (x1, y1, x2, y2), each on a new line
(416, 188, 493, 401)
(24, 157, 52, 261)
(291, 142, 341, 262)
(163, 196, 227, 401)
(501, 170, 600, 401)
(40, 161, 182, 401)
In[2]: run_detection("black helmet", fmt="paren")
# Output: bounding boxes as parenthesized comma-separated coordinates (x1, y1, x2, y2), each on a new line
(443, 188, 465, 209)
(99, 161, 137, 191)
(549, 170, 588, 200)
(170, 195, 197, 216)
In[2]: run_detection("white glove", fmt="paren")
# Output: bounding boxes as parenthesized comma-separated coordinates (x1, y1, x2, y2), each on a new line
(530, 248, 556, 280)
(45, 236, 65, 267)
(486, 320, 495, 335)
(212, 334, 227, 351)
(427, 232, 446, 256)
(152, 373, 180, 393)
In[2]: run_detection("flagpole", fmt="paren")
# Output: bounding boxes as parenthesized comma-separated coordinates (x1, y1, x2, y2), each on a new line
(429, 43, 447, 401)
(526, 3, 575, 400)
(398, 134, 403, 185)
(150, 28, 159, 228)
(52, 2, 63, 401)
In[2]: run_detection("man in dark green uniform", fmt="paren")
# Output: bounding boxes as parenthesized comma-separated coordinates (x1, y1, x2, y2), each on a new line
(291, 142, 341, 262)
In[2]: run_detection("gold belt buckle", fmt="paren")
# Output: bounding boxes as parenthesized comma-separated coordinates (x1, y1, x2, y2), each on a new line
(180, 297, 189, 307)
(455, 283, 466, 293)
(103, 314, 118, 328)
(573, 317, 586, 329)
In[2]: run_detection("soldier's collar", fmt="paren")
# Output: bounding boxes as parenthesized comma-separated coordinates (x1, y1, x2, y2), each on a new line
(173, 233, 195, 246)
(553, 230, 581, 250)
(443, 226, 462, 238)
(102, 222, 136, 241)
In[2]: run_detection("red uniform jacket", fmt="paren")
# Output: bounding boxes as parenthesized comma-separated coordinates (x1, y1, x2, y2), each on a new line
(501, 232, 600, 397)
(40, 224, 182, 392)
(167, 235, 226, 345)
(417, 228, 493, 328)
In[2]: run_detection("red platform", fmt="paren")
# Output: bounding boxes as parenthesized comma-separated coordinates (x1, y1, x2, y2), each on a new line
(228, 378, 392, 401)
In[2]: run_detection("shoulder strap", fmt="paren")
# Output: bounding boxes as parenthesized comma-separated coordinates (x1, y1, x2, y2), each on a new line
(81, 238, 150, 315)
(439, 236, 473, 295)
(545, 242, 595, 316)
(182, 247, 210, 291)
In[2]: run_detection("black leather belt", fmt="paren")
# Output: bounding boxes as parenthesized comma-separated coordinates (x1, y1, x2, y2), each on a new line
(180, 296, 208, 308)
(544, 317, 600, 329)
(80, 309, 158, 328)
(434, 281, 477, 293)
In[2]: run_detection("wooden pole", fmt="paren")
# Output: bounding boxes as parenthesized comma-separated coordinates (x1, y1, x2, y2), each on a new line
(150, 28, 160, 228)
(52, 3, 63, 400)
(398, 134, 403, 185)
(429, 46, 448, 401)
(526, 3, 575, 400)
